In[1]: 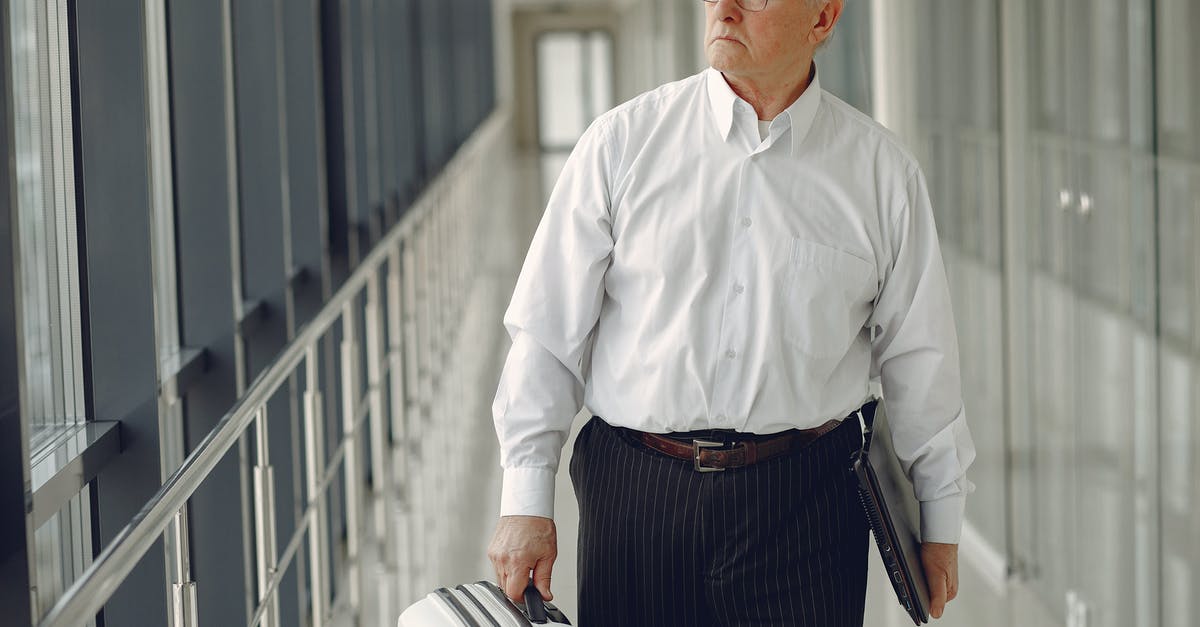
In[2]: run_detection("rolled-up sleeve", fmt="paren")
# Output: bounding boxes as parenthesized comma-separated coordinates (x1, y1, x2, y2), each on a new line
(492, 119, 616, 519)
(868, 167, 977, 544)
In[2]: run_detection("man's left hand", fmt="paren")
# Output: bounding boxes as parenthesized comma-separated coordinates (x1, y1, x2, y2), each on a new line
(920, 542, 958, 619)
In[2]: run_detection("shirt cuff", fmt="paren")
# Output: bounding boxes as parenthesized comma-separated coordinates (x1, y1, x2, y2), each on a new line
(500, 466, 557, 519)
(919, 493, 965, 544)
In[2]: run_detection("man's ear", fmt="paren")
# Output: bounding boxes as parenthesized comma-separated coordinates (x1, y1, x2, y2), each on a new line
(810, 0, 844, 47)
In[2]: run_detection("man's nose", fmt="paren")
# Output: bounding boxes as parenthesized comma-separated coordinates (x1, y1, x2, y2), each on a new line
(710, 0, 742, 22)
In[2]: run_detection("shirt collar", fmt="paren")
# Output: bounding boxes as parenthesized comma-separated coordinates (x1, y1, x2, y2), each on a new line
(705, 64, 823, 155)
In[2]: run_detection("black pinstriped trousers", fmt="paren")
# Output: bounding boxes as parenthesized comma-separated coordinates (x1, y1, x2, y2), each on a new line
(569, 413, 870, 627)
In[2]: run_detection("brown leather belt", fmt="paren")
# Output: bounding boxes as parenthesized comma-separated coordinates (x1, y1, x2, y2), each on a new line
(635, 419, 842, 472)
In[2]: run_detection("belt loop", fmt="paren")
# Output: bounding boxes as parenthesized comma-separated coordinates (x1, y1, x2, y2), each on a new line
(741, 439, 759, 465)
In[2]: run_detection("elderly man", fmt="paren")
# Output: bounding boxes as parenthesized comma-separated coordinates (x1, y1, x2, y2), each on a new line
(488, 0, 976, 624)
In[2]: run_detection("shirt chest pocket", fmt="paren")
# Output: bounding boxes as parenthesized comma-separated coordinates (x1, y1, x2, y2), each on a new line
(782, 238, 877, 359)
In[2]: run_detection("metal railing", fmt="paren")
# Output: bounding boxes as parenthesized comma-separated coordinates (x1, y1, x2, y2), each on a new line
(38, 112, 505, 627)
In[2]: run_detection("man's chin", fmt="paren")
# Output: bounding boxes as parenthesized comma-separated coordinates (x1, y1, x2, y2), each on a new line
(705, 52, 743, 73)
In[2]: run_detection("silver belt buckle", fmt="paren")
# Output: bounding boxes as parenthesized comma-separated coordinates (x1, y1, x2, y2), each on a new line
(693, 439, 726, 472)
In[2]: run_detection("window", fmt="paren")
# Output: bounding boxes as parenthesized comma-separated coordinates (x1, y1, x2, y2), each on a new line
(7, 0, 95, 620)
(535, 30, 614, 151)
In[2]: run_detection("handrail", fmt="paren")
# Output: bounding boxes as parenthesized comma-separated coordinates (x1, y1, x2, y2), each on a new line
(38, 110, 505, 627)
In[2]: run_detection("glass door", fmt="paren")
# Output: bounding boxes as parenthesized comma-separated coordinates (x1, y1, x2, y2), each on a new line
(911, 0, 1007, 557)
(1021, 1, 1159, 624)
(1154, 0, 1200, 624)
(1063, 2, 1158, 626)
(1023, 1, 1079, 617)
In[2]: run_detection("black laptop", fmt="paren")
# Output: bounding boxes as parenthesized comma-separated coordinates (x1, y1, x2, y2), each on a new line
(849, 399, 931, 625)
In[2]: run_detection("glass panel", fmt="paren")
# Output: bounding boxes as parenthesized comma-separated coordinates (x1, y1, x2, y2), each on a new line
(1023, 0, 1076, 617)
(32, 489, 95, 621)
(911, 0, 1007, 554)
(1156, 0, 1198, 160)
(1026, 241, 1077, 616)
(7, 0, 95, 621)
(1160, 345, 1198, 627)
(1156, 0, 1200, 622)
(537, 30, 614, 151)
(8, 0, 86, 431)
(816, 0, 872, 113)
(1016, 0, 1161, 622)
(1068, 1, 1157, 625)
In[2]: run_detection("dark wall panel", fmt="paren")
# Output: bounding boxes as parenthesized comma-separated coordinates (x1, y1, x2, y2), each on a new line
(166, 1, 249, 625)
(373, 1, 399, 228)
(417, 0, 449, 172)
(232, 5, 306, 626)
(74, 0, 167, 624)
(320, 0, 351, 287)
(347, 0, 373, 242)
(395, 0, 425, 207)
(282, 0, 328, 326)
(232, 0, 289, 372)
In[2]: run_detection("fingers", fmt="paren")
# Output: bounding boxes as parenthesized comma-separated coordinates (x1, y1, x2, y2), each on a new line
(489, 546, 524, 602)
(532, 557, 554, 601)
(928, 569, 947, 619)
(487, 516, 558, 604)
(495, 558, 556, 604)
(502, 566, 532, 604)
(920, 542, 959, 619)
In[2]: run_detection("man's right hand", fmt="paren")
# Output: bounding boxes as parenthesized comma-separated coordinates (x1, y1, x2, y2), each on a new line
(487, 515, 558, 604)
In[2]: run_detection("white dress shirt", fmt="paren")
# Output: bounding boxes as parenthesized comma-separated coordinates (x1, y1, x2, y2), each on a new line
(492, 66, 977, 544)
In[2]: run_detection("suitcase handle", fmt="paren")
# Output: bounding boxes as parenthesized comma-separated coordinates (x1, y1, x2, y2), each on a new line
(522, 579, 570, 624)
(476, 579, 572, 625)
(523, 582, 549, 623)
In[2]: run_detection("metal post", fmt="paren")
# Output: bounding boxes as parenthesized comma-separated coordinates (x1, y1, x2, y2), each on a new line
(365, 270, 395, 621)
(410, 224, 434, 590)
(431, 195, 446, 367)
(427, 212, 444, 580)
(387, 247, 407, 471)
(365, 275, 387, 542)
(403, 235, 422, 444)
(422, 216, 440, 588)
(417, 222, 435, 426)
(252, 406, 280, 627)
(386, 246, 410, 599)
(339, 301, 362, 622)
(302, 344, 329, 627)
(430, 206, 448, 584)
(452, 164, 466, 322)
(430, 204, 445, 384)
(171, 581, 199, 627)
(437, 190, 452, 366)
(400, 240, 422, 599)
(169, 507, 199, 627)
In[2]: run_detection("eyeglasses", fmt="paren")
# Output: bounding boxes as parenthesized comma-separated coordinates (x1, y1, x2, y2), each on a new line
(702, 0, 769, 12)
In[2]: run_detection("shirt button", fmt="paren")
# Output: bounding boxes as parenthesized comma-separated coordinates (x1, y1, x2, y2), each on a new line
(741, 217, 752, 228)
(733, 283, 744, 295)
(715, 414, 727, 422)
(725, 349, 737, 359)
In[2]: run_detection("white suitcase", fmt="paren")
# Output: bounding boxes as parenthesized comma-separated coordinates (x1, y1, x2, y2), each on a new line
(399, 580, 571, 626)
